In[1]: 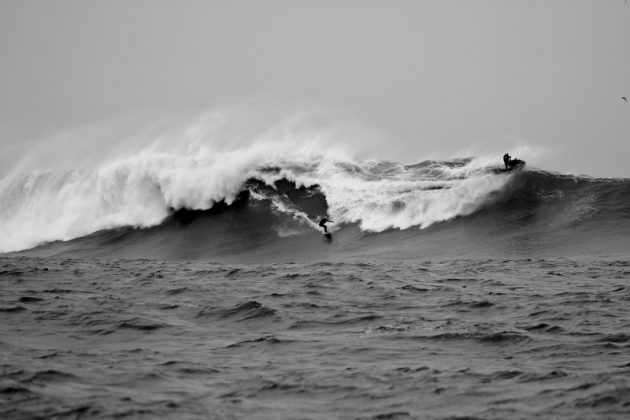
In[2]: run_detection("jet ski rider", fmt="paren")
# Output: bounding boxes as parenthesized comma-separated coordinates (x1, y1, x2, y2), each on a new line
(503, 153, 511, 170)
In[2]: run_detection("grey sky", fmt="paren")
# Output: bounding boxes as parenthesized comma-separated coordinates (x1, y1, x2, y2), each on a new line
(1, 0, 629, 177)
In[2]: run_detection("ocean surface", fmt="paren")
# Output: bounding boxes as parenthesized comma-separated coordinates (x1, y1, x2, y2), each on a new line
(2, 150, 630, 419)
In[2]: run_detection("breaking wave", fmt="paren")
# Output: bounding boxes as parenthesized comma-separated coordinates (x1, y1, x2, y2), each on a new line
(1, 110, 629, 260)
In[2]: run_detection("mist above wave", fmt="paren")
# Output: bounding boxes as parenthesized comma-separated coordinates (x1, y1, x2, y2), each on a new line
(0, 106, 518, 253)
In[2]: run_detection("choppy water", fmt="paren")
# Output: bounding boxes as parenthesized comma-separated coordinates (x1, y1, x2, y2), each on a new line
(3, 119, 630, 418)
(2, 256, 629, 419)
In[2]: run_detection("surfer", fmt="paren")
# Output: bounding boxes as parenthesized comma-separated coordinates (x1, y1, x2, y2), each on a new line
(503, 153, 511, 170)
(319, 217, 333, 233)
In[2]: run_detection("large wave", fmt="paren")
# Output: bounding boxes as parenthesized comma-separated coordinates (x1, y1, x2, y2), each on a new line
(2, 110, 629, 259)
(0, 145, 511, 253)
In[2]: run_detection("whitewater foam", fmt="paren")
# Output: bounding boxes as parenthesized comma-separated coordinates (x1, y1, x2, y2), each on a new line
(1, 109, 523, 253)
(319, 163, 510, 232)
(0, 148, 513, 253)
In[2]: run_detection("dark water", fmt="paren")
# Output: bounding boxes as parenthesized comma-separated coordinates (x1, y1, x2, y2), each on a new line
(2, 159, 630, 418)
(2, 256, 630, 419)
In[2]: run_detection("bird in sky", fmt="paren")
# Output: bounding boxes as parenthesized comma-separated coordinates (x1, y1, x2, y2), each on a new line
(623, 97, 628, 102)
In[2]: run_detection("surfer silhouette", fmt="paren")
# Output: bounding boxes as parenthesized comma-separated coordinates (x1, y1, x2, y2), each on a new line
(319, 217, 333, 233)
(503, 153, 511, 170)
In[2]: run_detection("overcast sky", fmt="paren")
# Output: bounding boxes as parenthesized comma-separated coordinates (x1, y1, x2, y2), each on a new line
(1, 0, 629, 177)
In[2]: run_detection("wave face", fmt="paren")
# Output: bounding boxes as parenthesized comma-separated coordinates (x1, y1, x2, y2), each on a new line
(2, 145, 629, 260)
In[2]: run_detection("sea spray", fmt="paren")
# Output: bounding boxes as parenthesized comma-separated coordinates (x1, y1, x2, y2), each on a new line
(0, 151, 512, 253)
(1, 108, 525, 253)
(0, 108, 354, 252)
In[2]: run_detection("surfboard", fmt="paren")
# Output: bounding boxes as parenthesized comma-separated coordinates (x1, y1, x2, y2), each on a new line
(324, 233, 332, 240)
